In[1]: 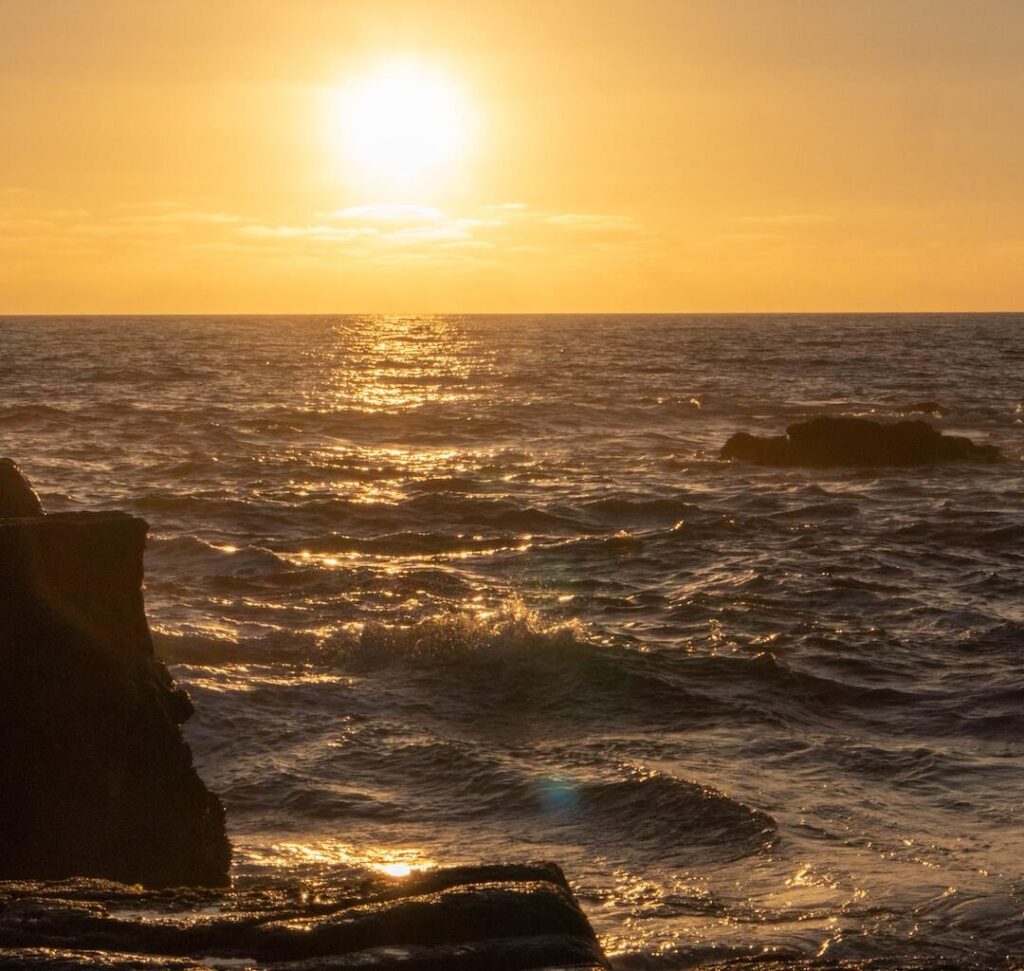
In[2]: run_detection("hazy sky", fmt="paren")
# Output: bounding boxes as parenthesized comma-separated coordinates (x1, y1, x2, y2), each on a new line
(3, 0, 1024, 312)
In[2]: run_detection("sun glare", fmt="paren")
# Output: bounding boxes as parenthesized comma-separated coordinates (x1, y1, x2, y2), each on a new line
(377, 862, 414, 878)
(328, 61, 470, 193)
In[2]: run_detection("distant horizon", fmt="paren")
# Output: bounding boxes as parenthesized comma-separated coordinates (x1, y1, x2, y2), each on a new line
(3, 309, 1024, 318)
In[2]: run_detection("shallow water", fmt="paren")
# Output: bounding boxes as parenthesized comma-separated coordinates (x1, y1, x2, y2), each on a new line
(2, 313, 1022, 968)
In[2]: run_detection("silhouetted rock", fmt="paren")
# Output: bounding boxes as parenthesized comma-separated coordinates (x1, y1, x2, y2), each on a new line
(0, 506, 231, 888)
(0, 458, 44, 517)
(721, 417, 1002, 468)
(0, 864, 609, 969)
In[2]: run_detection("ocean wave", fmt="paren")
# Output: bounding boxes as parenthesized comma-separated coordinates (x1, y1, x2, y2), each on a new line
(86, 364, 197, 383)
(215, 725, 774, 866)
(160, 600, 928, 731)
(328, 599, 607, 669)
(565, 771, 775, 860)
(577, 496, 701, 522)
(895, 520, 1024, 549)
(153, 628, 250, 664)
(324, 607, 923, 732)
(412, 765, 775, 865)
(296, 530, 522, 557)
(800, 740, 1024, 793)
(408, 475, 485, 493)
(0, 403, 72, 423)
(402, 493, 585, 531)
(234, 602, 710, 727)
(147, 535, 287, 575)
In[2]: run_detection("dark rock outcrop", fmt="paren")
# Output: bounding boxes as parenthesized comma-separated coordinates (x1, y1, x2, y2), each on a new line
(0, 471, 231, 888)
(0, 458, 44, 517)
(0, 863, 610, 969)
(721, 417, 1003, 468)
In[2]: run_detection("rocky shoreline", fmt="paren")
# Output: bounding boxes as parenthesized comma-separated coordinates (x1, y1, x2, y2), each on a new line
(0, 459, 608, 970)
(0, 865, 607, 970)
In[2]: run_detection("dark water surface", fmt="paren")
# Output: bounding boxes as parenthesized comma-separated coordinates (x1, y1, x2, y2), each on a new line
(2, 314, 1022, 968)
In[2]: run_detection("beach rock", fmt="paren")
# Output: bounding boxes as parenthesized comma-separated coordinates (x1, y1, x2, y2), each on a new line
(0, 458, 44, 517)
(0, 864, 610, 969)
(0, 506, 230, 887)
(721, 417, 1002, 468)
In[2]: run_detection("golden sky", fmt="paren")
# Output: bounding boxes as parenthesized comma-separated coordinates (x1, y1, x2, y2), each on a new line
(3, 0, 1024, 312)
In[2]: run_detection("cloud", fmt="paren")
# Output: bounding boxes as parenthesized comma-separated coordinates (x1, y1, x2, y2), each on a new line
(734, 213, 835, 226)
(236, 224, 379, 241)
(546, 213, 639, 232)
(116, 210, 244, 226)
(0, 194, 650, 269)
(388, 224, 471, 244)
(320, 204, 442, 222)
(240, 202, 644, 250)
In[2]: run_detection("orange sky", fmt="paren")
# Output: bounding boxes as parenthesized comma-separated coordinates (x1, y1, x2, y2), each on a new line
(3, 0, 1024, 312)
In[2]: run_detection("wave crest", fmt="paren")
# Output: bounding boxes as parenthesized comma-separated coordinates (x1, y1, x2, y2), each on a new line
(331, 599, 595, 668)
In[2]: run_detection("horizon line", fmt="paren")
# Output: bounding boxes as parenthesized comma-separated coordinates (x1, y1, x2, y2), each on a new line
(3, 310, 1024, 318)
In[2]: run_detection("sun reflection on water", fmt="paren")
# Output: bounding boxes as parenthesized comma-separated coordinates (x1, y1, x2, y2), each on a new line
(239, 838, 436, 879)
(301, 315, 487, 414)
(377, 862, 415, 878)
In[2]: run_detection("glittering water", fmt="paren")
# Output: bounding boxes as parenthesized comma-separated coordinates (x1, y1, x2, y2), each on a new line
(2, 314, 1023, 968)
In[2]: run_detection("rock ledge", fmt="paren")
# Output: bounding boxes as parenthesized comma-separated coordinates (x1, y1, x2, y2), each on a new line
(0, 863, 609, 969)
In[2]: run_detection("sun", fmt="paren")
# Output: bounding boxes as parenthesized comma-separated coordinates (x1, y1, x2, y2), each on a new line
(328, 60, 470, 193)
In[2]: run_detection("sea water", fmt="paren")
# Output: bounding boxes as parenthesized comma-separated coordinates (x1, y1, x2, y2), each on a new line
(1, 314, 1022, 968)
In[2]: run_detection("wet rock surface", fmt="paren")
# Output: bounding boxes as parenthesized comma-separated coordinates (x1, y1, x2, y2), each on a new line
(0, 865, 609, 970)
(0, 492, 230, 888)
(721, 416, 1003, 468)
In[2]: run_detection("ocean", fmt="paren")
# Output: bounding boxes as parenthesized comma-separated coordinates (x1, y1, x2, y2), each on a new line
(1, 313, 1022, 968)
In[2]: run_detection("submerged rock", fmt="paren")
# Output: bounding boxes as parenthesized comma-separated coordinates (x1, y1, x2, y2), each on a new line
(0, 864, 609, 969)
(0, 458, 44, 517)
(721, 417, 1003, 468)
(0, 475, 230, 887)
